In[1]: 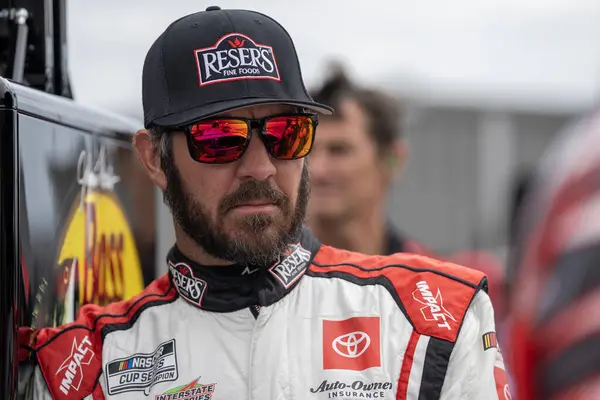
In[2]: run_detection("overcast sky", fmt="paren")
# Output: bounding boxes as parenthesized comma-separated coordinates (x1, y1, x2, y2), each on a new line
(66, 0, 600, 119)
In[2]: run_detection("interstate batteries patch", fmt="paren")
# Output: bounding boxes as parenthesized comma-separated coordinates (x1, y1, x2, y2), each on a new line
(155, 376, 216, 400)
(105, 339, 178, 395)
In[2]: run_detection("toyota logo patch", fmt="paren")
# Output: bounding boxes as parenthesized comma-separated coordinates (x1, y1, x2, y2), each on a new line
(322, 316, 381, 371)
(332, 331, 371, 359)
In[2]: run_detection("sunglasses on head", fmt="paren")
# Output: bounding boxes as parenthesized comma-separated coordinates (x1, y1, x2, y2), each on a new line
(182, 113, 318, 164)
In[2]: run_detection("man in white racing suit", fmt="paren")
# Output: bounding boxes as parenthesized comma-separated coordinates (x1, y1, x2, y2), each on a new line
(18, 6, 511, 400)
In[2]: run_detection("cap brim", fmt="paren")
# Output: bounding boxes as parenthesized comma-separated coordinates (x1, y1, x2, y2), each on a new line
(149, 98, 334, 128)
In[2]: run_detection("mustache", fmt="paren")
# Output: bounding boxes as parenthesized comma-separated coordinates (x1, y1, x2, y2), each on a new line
(219, 180, 289, 214)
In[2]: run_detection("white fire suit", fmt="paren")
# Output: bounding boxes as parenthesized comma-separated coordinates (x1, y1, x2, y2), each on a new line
(19, 229, 510, 399)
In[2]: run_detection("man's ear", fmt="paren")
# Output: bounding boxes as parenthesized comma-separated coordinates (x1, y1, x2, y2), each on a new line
(132, 129, 167, 191)
(379, 139, 407, 182)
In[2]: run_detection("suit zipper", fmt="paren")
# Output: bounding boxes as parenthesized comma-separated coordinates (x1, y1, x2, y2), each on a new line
(248, 304, 263, 399)
(250, 304, 261, 319)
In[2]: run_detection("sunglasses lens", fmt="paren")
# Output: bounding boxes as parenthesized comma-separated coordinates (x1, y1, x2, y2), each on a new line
(264, 115, 315, 159)
(188, 120, 249, 163)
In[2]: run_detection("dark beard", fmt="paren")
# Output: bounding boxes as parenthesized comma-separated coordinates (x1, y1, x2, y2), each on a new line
(163, 160, 309, 266)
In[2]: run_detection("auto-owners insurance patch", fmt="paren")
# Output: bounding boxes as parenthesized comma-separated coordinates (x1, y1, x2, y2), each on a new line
(105, 339, 178, 395)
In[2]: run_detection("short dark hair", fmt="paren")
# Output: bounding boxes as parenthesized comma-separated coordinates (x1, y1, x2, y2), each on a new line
(148, 127, 173, 172)
(310, 65, 403, 152)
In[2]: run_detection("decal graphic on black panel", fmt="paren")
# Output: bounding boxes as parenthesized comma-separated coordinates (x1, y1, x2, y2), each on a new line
(169, 262, 208, 307)
(268, 243, 311, 288)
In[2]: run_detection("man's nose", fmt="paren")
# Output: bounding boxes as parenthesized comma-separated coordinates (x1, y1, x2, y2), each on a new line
(236, 133, 276, 181)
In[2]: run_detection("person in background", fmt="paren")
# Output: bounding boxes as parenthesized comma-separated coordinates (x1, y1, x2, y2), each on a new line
(508, 106, 600, 400)
(308, 65, 508, 323)
(307, 66, 432, 256)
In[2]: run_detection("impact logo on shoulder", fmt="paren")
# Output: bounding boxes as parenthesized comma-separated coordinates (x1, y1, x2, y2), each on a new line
(55, 335, 95, 397)
(170, 262, 207, 307)
(412, 280, 457, 330)
(269, 243, 312, 288)
(194, 33, 281, 86)
(35, 330, 100, 399)
(105, 339, 178, 395)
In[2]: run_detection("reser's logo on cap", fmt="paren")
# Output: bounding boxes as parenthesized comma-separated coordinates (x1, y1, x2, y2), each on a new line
(194, 33, 281, 86)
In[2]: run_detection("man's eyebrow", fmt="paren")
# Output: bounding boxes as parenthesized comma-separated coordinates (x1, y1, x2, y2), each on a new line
(325, 139, 352, 148)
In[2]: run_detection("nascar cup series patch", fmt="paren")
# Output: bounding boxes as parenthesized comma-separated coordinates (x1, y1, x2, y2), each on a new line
(105, 339, 178, 395)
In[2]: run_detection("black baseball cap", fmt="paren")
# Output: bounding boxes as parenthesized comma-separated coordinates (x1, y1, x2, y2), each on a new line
(142, 6, 333, 128)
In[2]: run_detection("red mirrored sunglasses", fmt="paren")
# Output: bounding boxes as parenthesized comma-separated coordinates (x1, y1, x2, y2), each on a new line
(182, 113, 318, 164)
